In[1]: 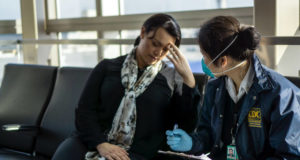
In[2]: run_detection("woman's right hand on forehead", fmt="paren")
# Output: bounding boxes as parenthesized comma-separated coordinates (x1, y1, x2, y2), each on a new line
(167, 43, 195, 88)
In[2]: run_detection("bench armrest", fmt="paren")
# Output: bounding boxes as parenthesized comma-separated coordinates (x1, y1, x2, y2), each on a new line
(2, 124, 40, 136)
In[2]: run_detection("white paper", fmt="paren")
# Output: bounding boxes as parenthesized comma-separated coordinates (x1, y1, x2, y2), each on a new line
(158, 150, 211, 160)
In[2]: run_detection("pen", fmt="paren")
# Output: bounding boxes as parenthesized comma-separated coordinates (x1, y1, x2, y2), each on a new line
(205, 152, 210, 156)
(173, 123, 178, 130)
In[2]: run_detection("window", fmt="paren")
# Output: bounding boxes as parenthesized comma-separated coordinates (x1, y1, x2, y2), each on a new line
(56, 0, 96, 19)
(226, 0, 253, 8)
(181, 28, 198, 38)
(103, 31, 122, 59)
(101, 0, 120, 16)
(120, 30, 139, 56)
(59, 31, 98, 67)
(118, 0, 253, 15)
(0, 34, 23, 85)
(120, 0, 218, 15)
(0, 0, 22, 85)
(0, 0, 21, 20)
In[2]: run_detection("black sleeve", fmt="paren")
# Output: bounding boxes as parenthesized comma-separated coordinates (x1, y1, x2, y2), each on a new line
(75, 60, 108, 150)
(169, 73, 201, 133)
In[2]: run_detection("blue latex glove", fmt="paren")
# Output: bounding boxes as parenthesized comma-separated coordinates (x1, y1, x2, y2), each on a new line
(166, 128, 193, 152)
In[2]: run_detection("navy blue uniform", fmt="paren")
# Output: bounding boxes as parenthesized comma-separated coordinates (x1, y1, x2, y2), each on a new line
(190, 54, 300, 159)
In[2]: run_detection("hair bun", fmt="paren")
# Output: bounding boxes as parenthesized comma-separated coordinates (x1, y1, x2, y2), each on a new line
(238, 26, 261, 50)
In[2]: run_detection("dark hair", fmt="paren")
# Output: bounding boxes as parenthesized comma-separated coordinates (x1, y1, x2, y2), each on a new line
(197, 16, 261, 65)
(134, 13, 181, 47)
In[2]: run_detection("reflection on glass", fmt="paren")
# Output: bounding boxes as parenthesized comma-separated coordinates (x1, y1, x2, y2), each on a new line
(57, 0, 96, 19)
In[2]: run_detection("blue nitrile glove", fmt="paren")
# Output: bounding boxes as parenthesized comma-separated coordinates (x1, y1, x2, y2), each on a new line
(166, 128, 193, 152)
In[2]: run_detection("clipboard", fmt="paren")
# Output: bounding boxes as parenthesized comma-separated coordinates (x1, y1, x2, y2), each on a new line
(158, 150, 211, 160)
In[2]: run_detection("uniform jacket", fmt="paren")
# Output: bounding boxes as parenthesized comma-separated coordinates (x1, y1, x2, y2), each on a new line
(190, 54, 300, 160)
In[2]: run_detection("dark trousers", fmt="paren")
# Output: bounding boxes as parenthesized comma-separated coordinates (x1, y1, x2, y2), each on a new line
(52, 136, 186, 160)
(52, 136, 88, 160)
(51, 136, 149, 160)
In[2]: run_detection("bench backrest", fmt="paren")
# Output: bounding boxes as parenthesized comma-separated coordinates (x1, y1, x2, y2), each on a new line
(34, 67, 92, 158)
(0, 64, 57, 153)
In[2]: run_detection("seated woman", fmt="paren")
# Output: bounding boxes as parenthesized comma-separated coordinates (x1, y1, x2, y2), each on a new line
(166, 16, 300, 159)
(76, 13, 200, 160)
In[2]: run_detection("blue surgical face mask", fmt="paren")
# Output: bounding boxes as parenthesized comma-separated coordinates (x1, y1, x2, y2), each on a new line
(201, 58, 215, 78)
(201, 35, 239, 78)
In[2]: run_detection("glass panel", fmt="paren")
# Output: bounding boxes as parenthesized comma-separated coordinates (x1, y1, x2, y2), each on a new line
(58, 31, 97, 67)
(102, 0, 119, 16)
(102, 45, 122, 59)
(59, 44, 98, 67)
(119, 0, 253, 15)
(0, 34, 22, 40)
(226, 0, 253, 8)
(0, 43, 23, 85)
(60, 31, 97, 39)
(103, 31, 122, 59)
(121, 30, 140, 39)
(57, 0, 96, 19)
(181, 28, 199, 38)
(121, 30, 139, 56)
(0, 34, 23, 85)
(0, 0, 21, 20)
(120, 0, 217, 15)
(121, 45, 134, 55)
(103, 31, 120, 39)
